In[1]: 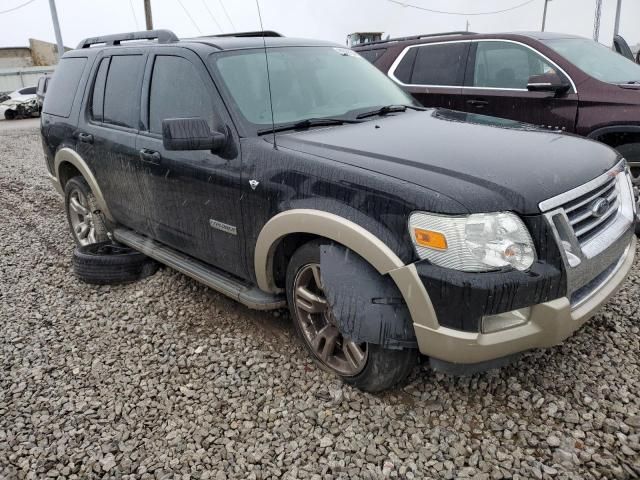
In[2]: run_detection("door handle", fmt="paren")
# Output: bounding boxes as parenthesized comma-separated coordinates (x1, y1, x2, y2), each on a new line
(466, 99, 489, 108)
(139, 149, 161, 164)
(77, 132, 94, 144)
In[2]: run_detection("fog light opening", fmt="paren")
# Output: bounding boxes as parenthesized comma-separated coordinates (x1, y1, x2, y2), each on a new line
(481, 307, 531, 334)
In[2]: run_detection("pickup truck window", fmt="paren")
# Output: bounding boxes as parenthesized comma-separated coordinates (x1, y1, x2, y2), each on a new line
(543, 37, 640, 84)
(103, 55, 144, 129)
(149, 55, 214, 134)
(213, 46, 413, 127)
(474, 41, 554, 90)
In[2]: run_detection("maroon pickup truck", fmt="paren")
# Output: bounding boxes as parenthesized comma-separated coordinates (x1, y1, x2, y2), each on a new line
(355, 31, 640, 231)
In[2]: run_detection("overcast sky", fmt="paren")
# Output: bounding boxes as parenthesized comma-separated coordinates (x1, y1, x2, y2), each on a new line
(0, 0, 638, 50)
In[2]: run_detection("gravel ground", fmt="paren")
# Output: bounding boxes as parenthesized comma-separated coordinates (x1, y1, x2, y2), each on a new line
(1, 127, 639, 480)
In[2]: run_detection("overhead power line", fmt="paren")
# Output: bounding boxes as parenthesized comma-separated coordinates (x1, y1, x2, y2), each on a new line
(0, 0, 37, 15)
(386, 0, 536, 16)
(200, 0, 224, 33)
(218, 0, 236, 31)
(177, 0, 203, 34)
(129, 0, 140, 29)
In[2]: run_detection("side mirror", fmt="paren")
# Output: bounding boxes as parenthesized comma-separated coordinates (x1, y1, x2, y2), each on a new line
(527, 73, 570, 95)
(162, 117, 226, 152)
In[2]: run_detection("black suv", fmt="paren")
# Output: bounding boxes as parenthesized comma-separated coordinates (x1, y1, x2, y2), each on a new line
(41, 30, 636, 391)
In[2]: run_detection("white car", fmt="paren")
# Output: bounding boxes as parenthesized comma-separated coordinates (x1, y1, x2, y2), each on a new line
(0, 86, 38, 120)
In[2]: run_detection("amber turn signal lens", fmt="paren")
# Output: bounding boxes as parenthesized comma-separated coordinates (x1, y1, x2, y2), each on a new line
(413, 228, 448, 250)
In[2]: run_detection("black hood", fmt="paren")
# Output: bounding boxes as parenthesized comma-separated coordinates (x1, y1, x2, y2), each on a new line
(276, 109, 620, 214)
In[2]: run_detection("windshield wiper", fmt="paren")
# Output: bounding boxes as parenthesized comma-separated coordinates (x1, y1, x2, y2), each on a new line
(257, 117, 362, 135)
(355, 104, 426, 120)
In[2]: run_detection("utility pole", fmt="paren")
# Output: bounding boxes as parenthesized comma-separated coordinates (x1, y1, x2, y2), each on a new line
(541, 0, 550, 32)
(47, 0, 64, 61)
(465, 19, 470, 32)
(613, 0, 622, 37)
(593, 0, 602, 41)
(144, 0, 153, 30)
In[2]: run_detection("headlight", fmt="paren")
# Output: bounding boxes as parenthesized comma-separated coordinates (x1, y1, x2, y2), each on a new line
(408, 211, 536, 272)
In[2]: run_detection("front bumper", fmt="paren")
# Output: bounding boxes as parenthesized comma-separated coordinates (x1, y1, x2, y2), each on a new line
(390, 161, 637, 365)
(408, 236, 634, 364)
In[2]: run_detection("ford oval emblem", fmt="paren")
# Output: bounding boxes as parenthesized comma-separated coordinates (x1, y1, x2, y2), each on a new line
(591, 198, 610, 218)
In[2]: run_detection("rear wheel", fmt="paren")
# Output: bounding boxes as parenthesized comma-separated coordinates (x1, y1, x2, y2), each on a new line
(286, 240, 417, 392)
(64, 176, 110, 246)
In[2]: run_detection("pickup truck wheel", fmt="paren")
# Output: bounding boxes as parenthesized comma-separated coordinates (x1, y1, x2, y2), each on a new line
(64, 176, 109, 246)
(286, 241, 417, 392)
(72, 241, 159, 285)
(615, 143, 640, 235)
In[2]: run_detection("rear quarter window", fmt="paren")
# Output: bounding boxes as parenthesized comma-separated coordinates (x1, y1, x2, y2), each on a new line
(358, 48, 387, 64)
(43, 57, 87, 117)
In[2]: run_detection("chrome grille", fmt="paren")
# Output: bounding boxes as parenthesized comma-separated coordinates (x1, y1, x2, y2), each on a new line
(561, 176, 619, 245)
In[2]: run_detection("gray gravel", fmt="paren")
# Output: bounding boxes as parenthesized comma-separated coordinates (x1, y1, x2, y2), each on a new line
(1, 127, 639, 479)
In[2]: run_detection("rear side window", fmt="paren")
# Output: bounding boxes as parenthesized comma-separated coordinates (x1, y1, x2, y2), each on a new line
(148, 55, 214, 134)
(43, 57, 87, 117)
(90, 58, 110, 122)
(410, 43, 467, 86)
(19, 86, 36, 95)
(358, 48, 387, 64)
(103, 55, 144, 129)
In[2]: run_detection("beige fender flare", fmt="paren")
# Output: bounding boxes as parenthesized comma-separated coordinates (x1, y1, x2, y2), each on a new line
(53, 147, 114, 221)
(254, 209, 439, 330)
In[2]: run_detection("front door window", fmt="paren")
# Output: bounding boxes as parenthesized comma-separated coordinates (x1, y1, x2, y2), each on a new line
(473, 41, 558, 90)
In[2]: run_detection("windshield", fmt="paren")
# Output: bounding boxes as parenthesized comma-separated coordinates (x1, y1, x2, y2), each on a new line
(212, 46, 415, 127)
(543, 38, 640, 84)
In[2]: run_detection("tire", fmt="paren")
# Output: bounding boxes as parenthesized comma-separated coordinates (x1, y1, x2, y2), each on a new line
(286, 240, 417, 392)
(64, 176, 110, 246)
(73, 241, 159, 285)
(615, 143, 640, 236)
(4, 109, 15, 120)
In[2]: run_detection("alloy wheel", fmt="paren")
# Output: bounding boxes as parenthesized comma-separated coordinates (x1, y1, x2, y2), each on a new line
(630, 164, 640, 221)
(293, 263, 368, 376)
(68, 188, 97, 246)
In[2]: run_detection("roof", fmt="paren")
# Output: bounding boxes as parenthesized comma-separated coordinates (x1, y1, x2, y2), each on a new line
(75, 29, 341, 52)
(353, 30, 589, 49)
(502, 31, 586, 41)
(184, 35, 341, 50)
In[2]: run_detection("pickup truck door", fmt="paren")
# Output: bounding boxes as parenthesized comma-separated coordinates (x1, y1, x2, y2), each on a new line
(459, 40, 578, 132)
(135, 48, 246, 279)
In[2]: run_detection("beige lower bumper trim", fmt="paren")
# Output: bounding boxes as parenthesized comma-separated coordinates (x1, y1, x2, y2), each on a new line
(48, 173, 63, 196)
(412, 236, 636, 364)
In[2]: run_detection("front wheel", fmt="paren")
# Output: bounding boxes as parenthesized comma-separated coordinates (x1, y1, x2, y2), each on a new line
(286, 240, 417, 392)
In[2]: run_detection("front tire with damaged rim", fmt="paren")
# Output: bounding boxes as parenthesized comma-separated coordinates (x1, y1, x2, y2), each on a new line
(286, 240, 417, 392)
